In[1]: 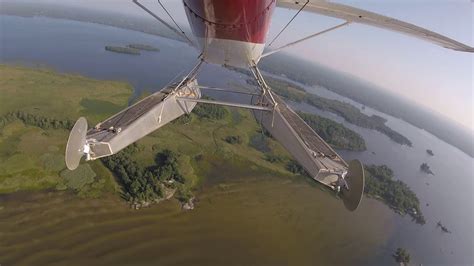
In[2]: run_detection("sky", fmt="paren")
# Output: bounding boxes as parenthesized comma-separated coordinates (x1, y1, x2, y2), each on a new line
(10, 0, 474, 130)
(268, 0, 473, 131)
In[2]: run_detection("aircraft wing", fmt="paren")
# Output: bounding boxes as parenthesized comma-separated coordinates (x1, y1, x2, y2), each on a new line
(276, 0, 474, 53)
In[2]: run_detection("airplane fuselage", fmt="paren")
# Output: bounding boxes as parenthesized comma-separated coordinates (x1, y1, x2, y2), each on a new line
(183, 0, 276, 68)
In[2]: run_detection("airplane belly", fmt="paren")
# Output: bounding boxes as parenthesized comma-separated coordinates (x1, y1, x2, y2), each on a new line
(195, 37, 265, 68)
(183, 0, 275, 67)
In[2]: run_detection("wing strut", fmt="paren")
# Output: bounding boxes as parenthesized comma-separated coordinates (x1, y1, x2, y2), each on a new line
(261, 21, 350, 58)
(276, 0, 473, 53)
(176, 97, 273, 111)
(268, 0, 309, 47)
(132, 0, 196, 47)
(156, 0, 195, 46)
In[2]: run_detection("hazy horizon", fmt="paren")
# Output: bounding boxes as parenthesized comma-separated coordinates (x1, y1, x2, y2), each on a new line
(269, 0, 473, 131)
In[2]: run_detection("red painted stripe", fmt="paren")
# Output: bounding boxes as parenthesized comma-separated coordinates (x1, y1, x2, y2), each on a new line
(184, 0, 275, 44)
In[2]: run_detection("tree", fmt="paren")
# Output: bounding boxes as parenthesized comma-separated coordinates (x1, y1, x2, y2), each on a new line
(393, 248, 410, 264)
(101, 146, 190, 205)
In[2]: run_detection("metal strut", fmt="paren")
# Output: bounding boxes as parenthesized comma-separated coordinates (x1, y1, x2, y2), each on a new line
(198, 86, 261, 96)
(176, 97, 273, 111)
(261, 21, 351, 58)
(133, 0, 195, 47)
(156, 0, 193, 44)
(249, 64, 277, 108)
(159, 59, 204, 123)
(268, 0, 309, 47)
(249, 64, 278, 127)
(176, 61, 278, 112)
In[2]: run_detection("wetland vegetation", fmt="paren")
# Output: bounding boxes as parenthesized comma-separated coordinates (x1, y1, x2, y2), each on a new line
(0, 64, 131, 194)
(0, 64, 296, 201)
(0, 64, 424, 222)
(0, 63, 429, 265)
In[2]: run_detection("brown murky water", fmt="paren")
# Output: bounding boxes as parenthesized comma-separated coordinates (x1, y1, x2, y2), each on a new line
(0, 166, 395, 266)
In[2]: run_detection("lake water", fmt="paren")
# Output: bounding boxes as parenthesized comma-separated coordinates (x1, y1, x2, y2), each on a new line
(1, 15, 473, 265)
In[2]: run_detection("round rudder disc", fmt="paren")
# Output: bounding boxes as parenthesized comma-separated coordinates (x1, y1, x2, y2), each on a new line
(65, 117, 88, 170)
(341, 159, 365, 211)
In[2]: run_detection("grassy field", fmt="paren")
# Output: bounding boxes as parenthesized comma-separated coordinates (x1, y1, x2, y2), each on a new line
(0, 65, 130, 195)
(0, 64, 296, 199)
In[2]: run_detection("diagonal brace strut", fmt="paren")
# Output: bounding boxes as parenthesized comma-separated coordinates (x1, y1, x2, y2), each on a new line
(133, 0, 195, 47)
(261, 21, 351, 58)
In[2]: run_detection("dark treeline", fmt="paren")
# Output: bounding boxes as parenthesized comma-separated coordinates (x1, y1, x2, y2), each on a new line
(172, 114, 193, 125)
(192, 96, 228, 120)
(264, 153, 285, 163)
(298, 112, 366, 151)
(101, 144, 190, 204)
(172, 97, 228, 124)
(0, 111, 74, 130)
(365, 164, 425, 224)
(304, 96, 412, 146)
(286, 159, 309, 177)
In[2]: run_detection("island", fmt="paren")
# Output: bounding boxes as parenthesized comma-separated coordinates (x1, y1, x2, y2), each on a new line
(393, 248, 411, 265)
(297, 111, 366, 151)
(420, 163, 434, 175)
(426, 149, 434, 156)
(437, 221, 452, 233)
(364, 164, 425, 224)
(228, 66, 412, 147)
(127, 43, 160, 51)
(105, 45, 140, 55)
(258, 76, 412, 147)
